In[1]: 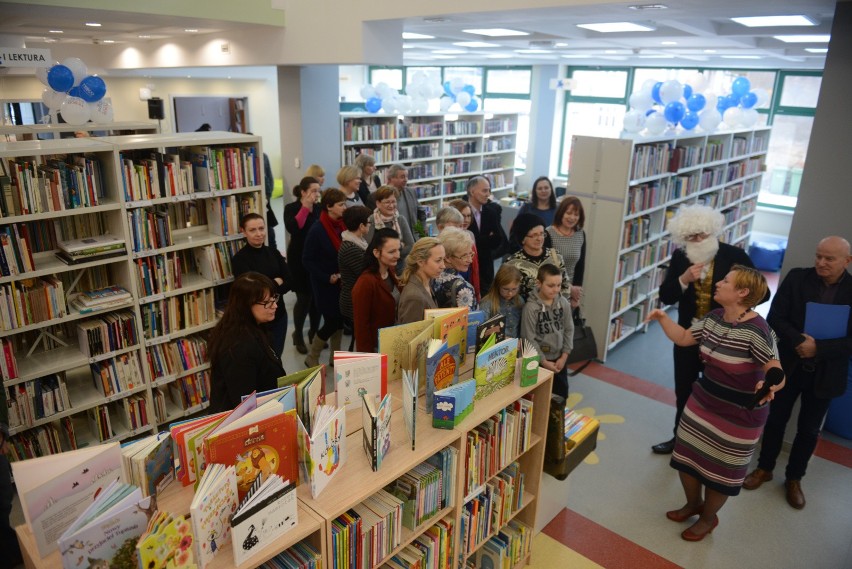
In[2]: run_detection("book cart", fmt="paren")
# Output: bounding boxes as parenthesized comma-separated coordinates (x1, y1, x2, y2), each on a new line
(571, 127, 770, 361)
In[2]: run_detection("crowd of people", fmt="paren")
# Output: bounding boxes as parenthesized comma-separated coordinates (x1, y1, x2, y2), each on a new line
(205, 162, 851, 544)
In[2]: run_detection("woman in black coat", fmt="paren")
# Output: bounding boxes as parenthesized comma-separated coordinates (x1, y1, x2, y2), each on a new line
(354, 153, 381, 209)
(283, 177, 322, 354)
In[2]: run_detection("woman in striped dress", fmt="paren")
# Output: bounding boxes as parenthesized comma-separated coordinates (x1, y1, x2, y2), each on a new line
(647, 265, 784, 542)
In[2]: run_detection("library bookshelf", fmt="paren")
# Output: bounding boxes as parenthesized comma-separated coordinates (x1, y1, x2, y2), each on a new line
(570, 127, 769, 361)
(1, 132, 264, 461)
(0, 121, 159, 142)
(340, 112, 518, 234)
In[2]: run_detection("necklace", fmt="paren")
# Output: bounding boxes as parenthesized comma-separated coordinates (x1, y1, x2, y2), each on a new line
(726, 307, 752, 323)
(702, 308, 753, 361)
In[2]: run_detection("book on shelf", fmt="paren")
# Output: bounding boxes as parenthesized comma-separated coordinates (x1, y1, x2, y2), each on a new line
(257, 541, 322, 569)
(407, 319, 436, 399)
(473, 334, 519, 400)
(57, 233, 125, 255)
(475, 312, 506, 355)
(466, 310, 485, 356)
(230, 472, 298, 566)
(333, 351, 387, 411)
(169, 411, 229, 487)
(388, 460, 442, 530)
(120, 431, 175, 498)
(425, 306, 469, 364)
(518, 339, 541, 387)
(401, 368, 417, 451)
(297, 404, 346, 499)
(425, 338, 460, 408)
(433, 378, 475, 429)
(136, 510, 196, 569)
(11, 442, 124, 557)
(277, 364, 325, 433)
(362, 392, 392, 472)
(378, 318, 434, 382)
(57, 480, 156, 569)
(190, 463, 239, 569)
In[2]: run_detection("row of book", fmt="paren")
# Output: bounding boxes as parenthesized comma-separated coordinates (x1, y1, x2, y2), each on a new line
(141, 288, 217, 339)
(668, 143, 705, 172)
(0, 337, 18, 380)
(343, 144, 395, 165)
(343, 121, 400, 142)
(413, 183, 441, 199)
(627, 178, 673, 215)
(5, 373, 70, 428)
(164, 370, 211, 411)
(399, 141, 441, 159)
(445, 140, 478, 156)
(146, 334, 208, 380)
(384, 518, 453, 569)
(78, 309, 139, 356)
(483, 136, 513, 152)
(465, 519, 533, 569)
(5, 417, 76, 461)
(610, 302, 648, 343)
(259, 542, 323, 569)
(443, 159, 473, 176)
(0, 154, 105, 217)
(0, 224, 37, 276)
(190, 145, 260, 193)
(446, 120, 481, 136)
(0, 275, 67, 331)
(127, 205, 172, 252)
(630, 142, 672, 181)
(68, 283, 132, 314)
(484, 117, 516, 134)
(670, 171, 701, 200)
(401, 121, 444, 138)
(461, 461, 525, 556)
(481, 156, 507, 170)
(90, 351, 145, 397)
(207, 193, 260, 236)
(621, 215, 652, 250)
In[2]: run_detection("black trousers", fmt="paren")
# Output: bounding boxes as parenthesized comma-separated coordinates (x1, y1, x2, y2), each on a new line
(672, 343, 702, 436)
(756, 367, 832, 481)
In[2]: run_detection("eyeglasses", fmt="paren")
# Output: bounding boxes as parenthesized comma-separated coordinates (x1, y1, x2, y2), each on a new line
(500, 286, 520, 294)
(684, 232, 709, 242)
(452, 252, 475, 261)
(255, 294, 280, 309)
(525, 231, 545, 240)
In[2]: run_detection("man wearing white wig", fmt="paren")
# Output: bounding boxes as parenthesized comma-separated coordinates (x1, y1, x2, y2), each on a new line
(651, 204, 761, 454)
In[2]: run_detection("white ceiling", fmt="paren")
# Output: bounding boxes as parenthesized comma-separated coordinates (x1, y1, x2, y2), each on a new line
(0, 0, 837, 71)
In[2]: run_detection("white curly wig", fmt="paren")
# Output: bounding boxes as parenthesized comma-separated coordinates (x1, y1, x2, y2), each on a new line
(668, 204, 724, 246)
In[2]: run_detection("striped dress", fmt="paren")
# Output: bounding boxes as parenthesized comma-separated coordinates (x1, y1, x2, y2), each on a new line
(670, 309, 780, 496)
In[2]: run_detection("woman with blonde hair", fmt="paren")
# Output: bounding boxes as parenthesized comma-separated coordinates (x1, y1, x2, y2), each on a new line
(397, 238, 445, 324)
(305, 164, 325, 187)
(337, 165, 366, 207)
(354, 154, 382, 206)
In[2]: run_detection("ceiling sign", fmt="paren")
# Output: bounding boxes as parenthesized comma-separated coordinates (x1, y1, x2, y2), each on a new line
(0, 48, 53, 68)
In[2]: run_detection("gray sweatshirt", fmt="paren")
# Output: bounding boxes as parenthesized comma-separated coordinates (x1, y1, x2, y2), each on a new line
(521, 292, 574, 360)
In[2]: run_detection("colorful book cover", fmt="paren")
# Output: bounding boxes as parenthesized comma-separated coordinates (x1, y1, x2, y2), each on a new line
(190, 464, 238, 569)
(466, 310, 485, 357)
(424, 339, 460, 408)
(334, 351, 388, 411)
(473, 336, 519, 400)
(518, 339, 541, 388)
(297, 405, 346, 499)
(136, 512, 197, 569)
(401, 369, 417, 451)
(277, 365, 325, 432)
(425, 306, 469, 364)
(433, 378, 476, 429)
(407, 323, 434, 398)
(362, 393, 392, 471)
(378, 319, 433, 382)
(230, 476, 298, 565)
(476, 313, 506, 355)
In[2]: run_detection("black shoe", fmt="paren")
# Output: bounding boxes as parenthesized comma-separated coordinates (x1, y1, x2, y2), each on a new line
(652, 438, 676, 454)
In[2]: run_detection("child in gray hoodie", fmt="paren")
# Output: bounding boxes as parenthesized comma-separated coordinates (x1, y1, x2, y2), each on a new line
(521, 264, 574, 397)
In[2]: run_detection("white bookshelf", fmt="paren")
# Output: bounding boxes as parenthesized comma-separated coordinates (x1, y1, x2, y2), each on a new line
(1, 121, 159, 142)
(571, 127, 770, 361)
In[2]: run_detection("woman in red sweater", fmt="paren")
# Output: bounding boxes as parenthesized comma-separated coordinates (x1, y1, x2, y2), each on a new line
(352, 228, 401, 353)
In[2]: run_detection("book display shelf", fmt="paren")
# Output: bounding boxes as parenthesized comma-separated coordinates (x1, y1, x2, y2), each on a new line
(1, 121, 159, 142)
(570, 127, 770, 361)
(1, 132, 264, 461)
(340, 112, 518, 234)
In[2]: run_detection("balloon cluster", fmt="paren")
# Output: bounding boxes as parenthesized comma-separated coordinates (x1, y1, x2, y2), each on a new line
(37, 57, 114, 125)
(360, 72, 481, 114)
(437, 77, 480, 113)
(623, 73, 770, 136)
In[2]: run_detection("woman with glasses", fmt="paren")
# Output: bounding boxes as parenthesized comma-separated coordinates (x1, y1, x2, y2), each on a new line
(505, 213, 571, 302)
(366, 185, 415, 271)
(433, 227, 478, 310)
(232, 212, 291, 357)
(209, 272, 286, 412)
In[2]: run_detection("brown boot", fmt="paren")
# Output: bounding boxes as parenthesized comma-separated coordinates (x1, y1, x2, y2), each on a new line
(304, 336, 325, 368)
(743, 468, 773, 490)
(785, 479, 806, 509)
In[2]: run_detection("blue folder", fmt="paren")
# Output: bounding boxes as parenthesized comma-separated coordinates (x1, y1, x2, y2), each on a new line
(804, 302, 850, 340)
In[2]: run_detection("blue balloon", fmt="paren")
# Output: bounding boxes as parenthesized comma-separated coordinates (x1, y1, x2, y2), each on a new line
(686, 93, 706, 112)
(716, 97, 729, 113)
(727, 92, 741, 105)
(651, 82, 663, 104)
(68, 86, 83, 98)
(47, 64, 74, 93)
(740, 91, 758, 109)
(680, 111, 700, 130)
(462, 84, 475, 97)
(78, 76, 107, 103)
(645, 108, 657, 116)
(682, 84, 693, 100)
(464, 99, 479, 112)
(731, 76, 751, 96)
(443, 81, 453, 97)
(664, 101, 685, 124)
(365, 97, 382, 113)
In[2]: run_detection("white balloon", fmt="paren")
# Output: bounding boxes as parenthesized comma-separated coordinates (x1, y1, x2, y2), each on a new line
(360, 84, 377, 100)
(412, 71, 427, 85)
(382, 96, 398, 113)
(699, 109, 722, 132)
(375, 82, 392, 100)
(449, 77, 465, 95)
(622, 109, 646, 133)
(439, 96, 454, 112)
(455, 91, 472, 108)
(36, 64, 55, 86)
(752, 88, 770, 109)
(641, 79, 658, 92)
(412, 96, 429, 113)
(659, 80, 683, 104)
(723, 106, 743, 128)
(645, 112, 667, 135)
(61, 57, 88, 86)
(42, 88, 67, 110)
(629, 89, 655, 112)
(397, 95, 412, 114)
(740, 108, 759, 128)
(89, 99, 114, 124)
(59, 96, 91, 125)
(686, 72, 706, 93)
(429, 82, 444, 99)
(703, 91, 718, 111)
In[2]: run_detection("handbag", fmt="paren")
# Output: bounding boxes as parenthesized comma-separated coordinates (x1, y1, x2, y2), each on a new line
(565, 307, 598, 376)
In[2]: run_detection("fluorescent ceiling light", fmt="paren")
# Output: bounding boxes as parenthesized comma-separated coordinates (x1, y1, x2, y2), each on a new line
(773, 34, 830, 43)
(640, 54, 674, 58)
(453, 41, 499, 48)
(431, 55, 456, 60)
(561, 54, 591, 58)
(577, 22, 654, 33)
(138, 34, 151, 39)
(516, 49, 551, 54)
(184, 28, 199, 33)
(555, 43, 569, 47)
(721, 55, 762, 59)
(102, 40, 115, 44)
(485, 54, 513, 59)
(704, 49, 717, 53)
(629, 3, 668, 9)
(462, 28, 529, 37)
(805, 48, 828, 53)
(432, 49, 465, 54)
(48, 30, 63, 34)
(402, 32, 435, 39)
(85, 22, 101, 27)
(661, 41, 677, 45)
(731, 15, 815, 27)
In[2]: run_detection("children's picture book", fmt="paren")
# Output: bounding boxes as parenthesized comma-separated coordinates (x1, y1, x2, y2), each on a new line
(58, 480, 155, 569)
(466, 310, 485, 357)
(473, 335, 519, 400)
(277, 365, 325, 432)
(334, 351, 387, 411)
(136, 511, 196, 569)
(425, 306, 469, 364)
(120, 431, 174, 498)
(518, 339, 541, 387)
(433, 379, 476, 429)
(12, 442, 123, 557)
(169, 411, 228, 487)
(476, 313, 506, 355)
(407, 322, 435, 398)
(230, 474, 298, 565)
(297, 404, 346, 499)
(401, 369, 417, 451)
(378, 319, 434, 382)
(362, 393, 392, 471)
(424, 339, 460, 408)
(190, 463, 239, 569)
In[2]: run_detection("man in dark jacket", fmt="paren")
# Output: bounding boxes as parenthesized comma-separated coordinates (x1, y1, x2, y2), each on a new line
(652, 205, 758, 454)
(466, 175, 508, 295)
(743, 236, 852, 509)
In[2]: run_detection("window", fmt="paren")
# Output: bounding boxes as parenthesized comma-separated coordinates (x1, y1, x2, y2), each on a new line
(570, 69, 628, 98)
(369, 67, 403, 91)
(443, 67, 483, 94)
(778, 74, 822, 108)
(486, 68, 532, 95)
(484, 67, 532, 170)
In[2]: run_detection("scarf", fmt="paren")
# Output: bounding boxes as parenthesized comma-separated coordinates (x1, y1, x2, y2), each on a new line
(320, 210, 345, 251)
(341, 230, 368, 250)
(372, 209, 401, 238)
